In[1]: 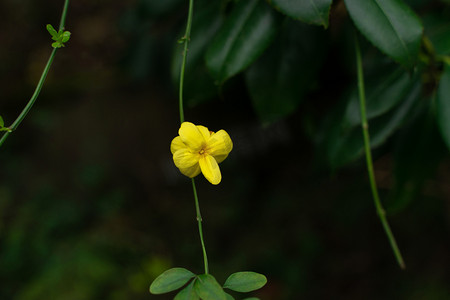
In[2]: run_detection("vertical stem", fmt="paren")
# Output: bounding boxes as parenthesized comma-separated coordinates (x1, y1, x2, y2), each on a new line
(192, 178, 209, 274)
(178, 0, 209, 274)
(0, 0, 70, 148)
(178, 0, 194, 123)
(354, 34, 406, 269)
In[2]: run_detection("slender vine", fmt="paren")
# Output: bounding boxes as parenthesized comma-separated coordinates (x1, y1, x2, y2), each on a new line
(354, 34, 406, 269)
(0, 0, 70, 148)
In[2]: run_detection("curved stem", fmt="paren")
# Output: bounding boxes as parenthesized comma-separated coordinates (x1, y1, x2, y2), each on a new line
(354, 34, 406, 270)
(178, 0, 194, 123)
(192, 178, 209, 274)
(0, 0, 70, 148)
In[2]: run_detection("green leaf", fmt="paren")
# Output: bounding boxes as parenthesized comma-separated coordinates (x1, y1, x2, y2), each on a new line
(344, 0, 423, 68)
(194, 274, 227, 300)
(149, 268, 195, 295)
(436, 63, 450, 150)
(223, 271, 267, 293)
(205, 0, 280, 84)
(0, 115, 4, 128)
(174, 280, 199, 300)
(321, 68, 423, 169)
(246, 20, 327, 123)
(61, 31, 71, 43)
(225, 292, 235, 300)
(46, 24, 58, 37)
(268, 0, 332, 27)
(423, 11, 450, 56)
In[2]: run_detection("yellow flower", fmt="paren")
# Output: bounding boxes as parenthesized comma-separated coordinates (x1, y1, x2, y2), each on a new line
(170, 122, 233, 185)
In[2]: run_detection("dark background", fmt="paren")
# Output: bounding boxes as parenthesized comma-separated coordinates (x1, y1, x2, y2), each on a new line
(0, 0, 449, 299)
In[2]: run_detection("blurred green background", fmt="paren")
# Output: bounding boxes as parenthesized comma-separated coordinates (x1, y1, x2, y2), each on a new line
(0, 0, 449, 299)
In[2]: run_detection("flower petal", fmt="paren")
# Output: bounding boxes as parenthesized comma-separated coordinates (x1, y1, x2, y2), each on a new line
(197, 125, 211, 141)
(179, 122, 205, 151)
(199, 155, 221, 185)
(207, 130, 233, 163)
(173, 148, 200, 169)
(170, 136, 187, 154)
(179, 164, 201, 178)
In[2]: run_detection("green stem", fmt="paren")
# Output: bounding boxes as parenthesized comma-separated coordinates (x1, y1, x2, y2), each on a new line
(0, 0, 70, 148)
(178, 0, 209, 274)
(354, 34, 406, 270)
(192, 178, 209, 274)
(178, 0, 194, 123)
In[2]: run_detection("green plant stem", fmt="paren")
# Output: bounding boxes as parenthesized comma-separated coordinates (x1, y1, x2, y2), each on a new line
(178, 0, 194, 123)
(192, 178, 209, 274)
(354, 34, 406, 270)
(178, 0, 209, 274)
(0, 0, 70, 149)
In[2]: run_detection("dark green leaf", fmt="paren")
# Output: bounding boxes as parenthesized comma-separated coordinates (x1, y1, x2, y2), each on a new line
(0, 115, 4, 128)
(205, 0, 280, 84)
(344, 0, 423, 68)
(149, 268, 195, 294)
(322, 68, 422, 168)
(223, 271, 267, 293)
(194, 274, 227, 300)
(436, 63, 450, 150)
(174, 280, 199, 300)
(246, 20, 327, 123)
(423, 11, 450, 56)
(268, 0, 332, 27)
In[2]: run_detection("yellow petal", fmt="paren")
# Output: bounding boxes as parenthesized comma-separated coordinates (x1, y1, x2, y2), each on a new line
(197, 125, 211, 141)
(199, 155, 221, 185)
(170, 136, 186, 154)
(179, 122, 205, 151)
(179, 164, 201, 178)
(173, 148, 200, 169)
(207, 130, 233, 163)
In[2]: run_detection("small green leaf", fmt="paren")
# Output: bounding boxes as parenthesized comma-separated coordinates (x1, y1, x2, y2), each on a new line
(344, 0, 423, 68)
(205, 0, 280, 84)
(61, 31, 71, 43)
(174, 280, 199, 300)
(149, 268, 195, 295)
(194, 274, 227, 300)
(436, 63, 450, 150)
(0, 115, 4, 128)
(223, 272, 267, 293)
(52, 42, 62, 48)
(46, 24, 58, 37)
(269, 0, 332, 27)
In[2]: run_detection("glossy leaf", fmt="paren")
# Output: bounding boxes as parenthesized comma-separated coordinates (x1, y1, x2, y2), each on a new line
(246, 20, 327, 123)
(423, 11, 450, 55)
(194, 274, 227, 300)
(344, 0, 423, 68)
(149, 268, 195, 294)
(268, 0, 332, 27)
(322, 68, 422, 168)
(174, 280, 199, 300)
(223, 271, 267, 293)
(436, 63, 450, 150)
(205, 0, 279, 84)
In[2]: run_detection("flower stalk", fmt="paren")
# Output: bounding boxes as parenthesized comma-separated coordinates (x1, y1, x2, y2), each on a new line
(178, 0, 210, 274)
(354, 34, 406, 269)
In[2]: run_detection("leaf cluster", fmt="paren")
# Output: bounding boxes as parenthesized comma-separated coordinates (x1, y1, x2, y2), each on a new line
(46, 24, 71, 48)
(149, 268, 267, 300)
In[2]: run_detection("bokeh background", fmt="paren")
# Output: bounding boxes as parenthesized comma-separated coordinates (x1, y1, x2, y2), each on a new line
(0, 0, 449, 299)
